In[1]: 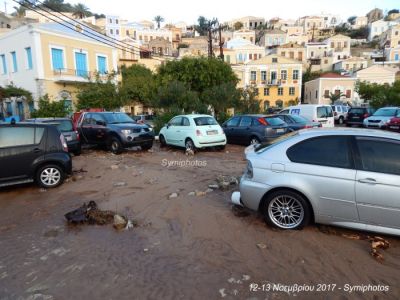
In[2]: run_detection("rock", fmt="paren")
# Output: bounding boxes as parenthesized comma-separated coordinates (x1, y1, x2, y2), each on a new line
(185, 149, 194, 156)
(113, 182, 127, 187)
(205, 188, 214, 193)
(125, 220, 134, 230)
(188, 192, 196, 196)
(242, 275, 251, 281)
(195, 191, 206, 197)
(113, 214, 127, 230)
(208, 184, 219, 189)
(229, 176, 239, 185)
(145, 178, 158, 185)
(219, 288, 227, 298)
(148, 149, 154, 153)
(257, 243, 267, 249)
(220, 182, 230, 191)
(168, 192, 178, 199)
(143, 248, 149, 252)
(110, 165, 119, 170)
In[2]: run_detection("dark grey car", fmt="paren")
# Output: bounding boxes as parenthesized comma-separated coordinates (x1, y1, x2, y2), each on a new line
(222, 115, 289, 145)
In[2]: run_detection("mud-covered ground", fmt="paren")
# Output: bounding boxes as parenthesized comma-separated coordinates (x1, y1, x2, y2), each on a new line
(0, 144, 399, 300)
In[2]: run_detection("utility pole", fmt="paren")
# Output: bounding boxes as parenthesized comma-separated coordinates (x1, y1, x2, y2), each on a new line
(218, 25, 224, 60)
(311, 23, 316, 42)
(208, 24, 213, 58)
(4, 1, 7, 14)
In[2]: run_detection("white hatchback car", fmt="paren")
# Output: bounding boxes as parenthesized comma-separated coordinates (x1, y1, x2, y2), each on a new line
(159, 114, 226, 151)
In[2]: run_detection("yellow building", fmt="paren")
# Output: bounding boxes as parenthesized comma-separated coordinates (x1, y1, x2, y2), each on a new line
(233, 54, 303, 110)
(0, 23, 118, 111)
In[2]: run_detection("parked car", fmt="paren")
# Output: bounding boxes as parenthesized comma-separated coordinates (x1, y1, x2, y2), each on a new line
(159, 114, 226, 152)
(275, 114, 321, 131)
(25, 118, 81, 155)
(363, 107, 400, 129)
(76, 112, 155, 154)
(346, 107, 376, 127)
(331, 105, 349, 124)
(0, 123, 72, 188)
(279, 104, 334, 128)
(232, 128, 400, 236)
(387, 112, 400, 132)
(131, 114, 154, 127)
(222, 115, 289, 146)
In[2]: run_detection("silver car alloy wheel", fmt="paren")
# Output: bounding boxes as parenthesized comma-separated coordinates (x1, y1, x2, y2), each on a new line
(268, 195, 304, 229)
(185, 140, 194, 151)
(250, 138, 259, 145)
(111, 141, 119, 151)
(40, 167, 61, 186)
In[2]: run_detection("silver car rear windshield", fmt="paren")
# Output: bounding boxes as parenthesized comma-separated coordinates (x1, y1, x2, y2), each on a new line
(255, 131, 299, 153)
(194, 117, 218, 126)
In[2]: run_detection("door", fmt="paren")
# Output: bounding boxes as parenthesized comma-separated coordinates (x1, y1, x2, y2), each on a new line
(75, 52, 88, 77)
(236, 116, 253, 145)
(317, 106, 334, 127)
(395, 53, 399, 61)
(179, 117, 192, 147)
(286, 136, 358, 221)
(354, 137, 400, 229)
(223, 116, 241, 144)
(79, 113, 93, 143)
(90, 113, 108, 144)
(164, 117, 182, 146)
(0, 127, 45, 182)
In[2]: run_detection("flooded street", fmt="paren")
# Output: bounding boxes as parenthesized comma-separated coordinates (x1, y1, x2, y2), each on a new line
(1, 144, 400, 300)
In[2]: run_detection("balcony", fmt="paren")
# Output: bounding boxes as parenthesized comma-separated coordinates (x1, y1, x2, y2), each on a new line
(266, 79, 281, 86)
(53, 69, 109, 83)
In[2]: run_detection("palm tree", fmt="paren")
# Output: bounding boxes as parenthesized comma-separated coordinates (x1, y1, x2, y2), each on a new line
(12, 5, 26, 18)
(153, 15, 165, 29)
(329, 92, 346, 105)
(72, 3, 91, 19)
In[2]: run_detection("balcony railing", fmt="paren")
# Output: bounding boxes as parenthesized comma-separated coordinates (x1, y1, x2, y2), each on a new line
(53, 68, 109, 82)
(53, 68, 91, 78)
(266, 79, 281, 86)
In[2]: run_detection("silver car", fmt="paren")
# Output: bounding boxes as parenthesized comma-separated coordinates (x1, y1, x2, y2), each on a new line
(363, 107, 400, 129)
(232, 128, 400, 236)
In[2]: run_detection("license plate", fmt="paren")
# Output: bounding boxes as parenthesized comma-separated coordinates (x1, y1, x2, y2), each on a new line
(207, 130, 218, 135)
(276, 129, 284, 133)
(390, 126, 399, 130)
(65, 136, 72, 141)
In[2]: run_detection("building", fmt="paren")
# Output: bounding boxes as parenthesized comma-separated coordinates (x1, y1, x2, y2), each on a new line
(0, 23, 118, 114)
(352, 16, 368, 29)
(232, 54, 303, 110)
(179, 37, 208, 58)
(306, 42, 333, 70)
(233, 29, 256, 44)
(225, 38, 265, 64)
(326, 34, 351, 62)
(319, 13, 342, 28)
(304, 73, 356, 105)
(148, 37, 172, 56)
(368, 20, 393, 41)
(24, 10, 77, 24)
(354, 65, 397, 85)
(277, 43, 306, 63)
(366, 8, 383, 24)
(280, 25, 304, 36)
(333, 57, 369, 73)
(261, 29, 287, 47)
(286, 33, 309, 45)
(297, 16, 326, 33)
(227, 16, 265, 30)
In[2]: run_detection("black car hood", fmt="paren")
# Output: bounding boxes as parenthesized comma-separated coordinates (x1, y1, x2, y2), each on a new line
(109, 122, 148, 129)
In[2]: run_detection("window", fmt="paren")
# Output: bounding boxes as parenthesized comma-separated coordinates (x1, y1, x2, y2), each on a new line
(346, 90, 351, 98)
(116, 29, 119, 35)
(254, 88, 259, 96)
(264, 88, 269, 96)
(315, 90, 318, 99)
(11, 51, 17, 72)
(281, 51, 286, 57)
(109, 18, 112, 23)
(91, 114, 106, 125)
(182, 118, 190, 126)
(272, 57, 278, 63)
(226, 117, 240, 127)
(75, 52, 88, 77)
(293, 70, 299, 80)
(126, 30, 130, 36)
(25, 47, 33, 70)
(0, 127, 36, 148)
(261, 71, 266, 81)
(239, 116, 252, 127)
(169, 117, 182, 126)
(317, 106, 333, 118)
(289, 51, 294, 59)
(278, 87, 283, 96)
(289, 87, 295, 95)
(356, 137, 400, 175)
(287, 136, 352, 169)
(110, 29, 113, 35)
(116, 19, 119, 24)
(276, 100, 283, 108)
(249, 54, 253, 60)
(324, 90, 330, 98)
(97, 56, 107, 74)
(0, 54, 6, 74)
(250, 71, 256, 81)
(281, 70, 287, 80)
(344, 42, 348, 48)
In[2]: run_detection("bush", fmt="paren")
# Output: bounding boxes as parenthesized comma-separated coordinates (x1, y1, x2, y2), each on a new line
(153, 110, 181, 134)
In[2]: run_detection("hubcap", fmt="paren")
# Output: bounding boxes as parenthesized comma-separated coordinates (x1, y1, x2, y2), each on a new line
(40, 168, 61, 186)
(250, 138, 259, 145)
(112, 141, 118, 151)
(268, 195, 304, 229)
(186, 141, 194, 150)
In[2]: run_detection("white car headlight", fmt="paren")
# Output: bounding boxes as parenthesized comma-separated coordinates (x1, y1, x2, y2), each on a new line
(121, 129, 131, 135)
(245, 160, 253, 179)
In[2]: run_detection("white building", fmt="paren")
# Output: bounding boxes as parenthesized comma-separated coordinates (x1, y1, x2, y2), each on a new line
(354, 65, 397, 85)
(368, 20, 398, 41)
(105, 15, 122, 40)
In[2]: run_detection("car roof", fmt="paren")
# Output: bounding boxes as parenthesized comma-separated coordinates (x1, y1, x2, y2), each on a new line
(26, 117, 71, 121)
(0, 122, 55, 128)
(297, 128, 400, 140)
(175, 114, 214, 118)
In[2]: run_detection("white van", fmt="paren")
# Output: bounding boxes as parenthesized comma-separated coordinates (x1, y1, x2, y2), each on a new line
(279, 105, 334, 128)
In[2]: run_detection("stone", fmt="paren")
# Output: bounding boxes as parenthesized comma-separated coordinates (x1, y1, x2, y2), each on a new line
(195, 191, 206, 197)
(188, 192, 196, 196)
(220, 182, 230, 190)
(110, 165, 119, 170)
(113, 182, 127, 187)
(208, 184, 219, 189)
(229, 176, 239, 185)
(168, 192, 178, 199)
(205, 188, 214, 193)
(113, 214, 127, 230)
(257, 243, 267, 249)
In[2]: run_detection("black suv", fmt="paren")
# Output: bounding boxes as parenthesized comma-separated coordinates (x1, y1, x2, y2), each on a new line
(77, 112, 155, 154)
(0, 123, 72, 188)
(346, 107, 376, 127)
(25, 118, 81, 155)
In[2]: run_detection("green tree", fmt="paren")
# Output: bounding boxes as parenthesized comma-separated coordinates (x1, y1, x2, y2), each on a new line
(194, 16, 218, 36)
(255, 23, 270, 45)
(12, 5, 26, 17)
(201, 82, 240, 116)
(233, 22, 243, 30)
(72, 3, 92, 19)
(388, 9, 399, 15)
(40, 0, 73, 12)
(237, 86, 261, 114)
(328, 92, 346, 105)
(153, 15, 165, 29)
(119, 64, 156, 107)
(356, 81, 400, 108)
(76, 74, 121, 110)
(31, 95, 71, 118)
(347, 16, 357, 25)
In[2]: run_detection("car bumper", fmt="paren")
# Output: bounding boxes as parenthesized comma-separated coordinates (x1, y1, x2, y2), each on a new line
(67, 140, 81, 152)
(233, 176, 273, 211)
(193, 135, 227, 148)
(121, 132, 155, 147)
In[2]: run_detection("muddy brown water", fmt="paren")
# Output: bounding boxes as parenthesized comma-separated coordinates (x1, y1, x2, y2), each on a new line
(0, 144, 399, 300)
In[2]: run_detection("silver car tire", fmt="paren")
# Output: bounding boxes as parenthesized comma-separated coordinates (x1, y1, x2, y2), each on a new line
(262, 190, 311, 230)
(37, 165, 64, 188)
(185, 138, 196, 152)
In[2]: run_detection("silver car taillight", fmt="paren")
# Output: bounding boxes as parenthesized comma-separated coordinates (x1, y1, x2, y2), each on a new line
(245, 160, 253, 179)
(60, 134, 68, 152)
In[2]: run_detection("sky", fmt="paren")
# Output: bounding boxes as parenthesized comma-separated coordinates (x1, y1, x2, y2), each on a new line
(2, 0, 399, 24)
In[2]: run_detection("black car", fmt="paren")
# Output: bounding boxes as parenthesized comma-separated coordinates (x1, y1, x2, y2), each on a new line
(346, 107, 376, 127)
(77, 112, 155, 154)
(275, 114, 321, 131)
(25, 118, 81, 155)
(222, 115, 289, 146)
(0, 123, 72, 188)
